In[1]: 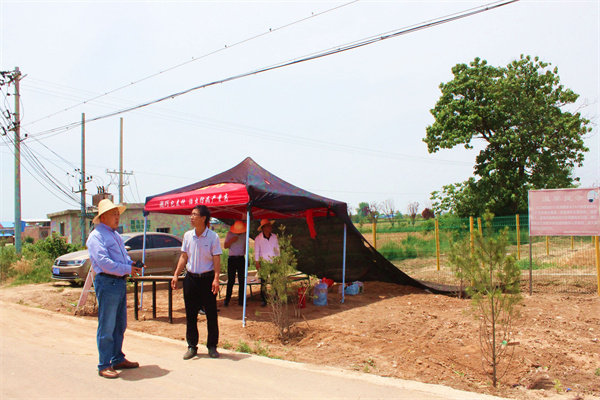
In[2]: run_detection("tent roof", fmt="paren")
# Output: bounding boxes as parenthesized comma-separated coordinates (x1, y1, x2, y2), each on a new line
(144, 157, 452, 294)
(145, 157, 349, 222)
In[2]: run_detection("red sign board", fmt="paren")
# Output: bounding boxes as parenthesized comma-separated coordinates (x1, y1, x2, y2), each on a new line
(528, 188, 600, 236)
(145, 183, 250, 215)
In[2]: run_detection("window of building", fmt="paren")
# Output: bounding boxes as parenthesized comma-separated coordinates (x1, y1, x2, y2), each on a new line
(156, 227, 170, 233)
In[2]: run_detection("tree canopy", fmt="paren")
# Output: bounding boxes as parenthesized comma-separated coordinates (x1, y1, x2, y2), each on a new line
(424, 55, 591, 217)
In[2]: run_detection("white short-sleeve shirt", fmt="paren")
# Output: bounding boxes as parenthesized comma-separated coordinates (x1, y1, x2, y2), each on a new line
(181, 227, 223, 274)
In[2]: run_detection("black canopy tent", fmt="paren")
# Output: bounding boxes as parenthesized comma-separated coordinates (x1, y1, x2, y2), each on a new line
(143, 158, 441, 325)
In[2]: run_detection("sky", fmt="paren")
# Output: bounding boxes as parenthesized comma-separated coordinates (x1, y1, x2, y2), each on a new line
(1, 0, 599, 222)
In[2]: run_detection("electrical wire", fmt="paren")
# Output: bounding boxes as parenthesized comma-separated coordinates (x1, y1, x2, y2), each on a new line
(25, 0, 519, 140)
(132, 174, 142, 204)
(1, 0, 514, 193)
(16, 75, 473, 166)
(23, 0, 361, 128)
(0, 134, 81, 207)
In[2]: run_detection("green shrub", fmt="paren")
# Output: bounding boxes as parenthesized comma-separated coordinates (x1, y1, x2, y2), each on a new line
(33, 233, 80, 260)
(257, 227, 298, 340)
(0, 234, 70, 286)
(0, 245, 18, 281)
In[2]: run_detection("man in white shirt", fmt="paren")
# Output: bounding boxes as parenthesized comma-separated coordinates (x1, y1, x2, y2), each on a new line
(254, 219, 279, 307)
(172, 205, 222, 360)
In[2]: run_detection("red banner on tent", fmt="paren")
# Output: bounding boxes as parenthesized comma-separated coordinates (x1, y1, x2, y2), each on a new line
(528, 188, 600, 236)
(145, 183, 249, 214)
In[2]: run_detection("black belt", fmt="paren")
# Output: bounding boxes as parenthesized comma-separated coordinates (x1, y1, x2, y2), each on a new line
(228, 255, 244, 258)
(186, 270, 215, 278)
(99, 272, 127, 280)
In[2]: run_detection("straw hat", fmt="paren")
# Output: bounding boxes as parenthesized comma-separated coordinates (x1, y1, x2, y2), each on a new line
(257, 219, 275, 231)
(229, 220, 246, 234)
(93, 199, 126, 224)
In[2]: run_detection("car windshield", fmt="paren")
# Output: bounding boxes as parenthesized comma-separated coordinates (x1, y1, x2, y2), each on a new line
(120, 234, 133, 241)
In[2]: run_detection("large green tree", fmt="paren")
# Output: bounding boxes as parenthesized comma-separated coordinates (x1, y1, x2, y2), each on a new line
(424, 55, 591, 217)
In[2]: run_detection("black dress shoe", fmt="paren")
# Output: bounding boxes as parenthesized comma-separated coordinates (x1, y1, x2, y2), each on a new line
(224, 300, 229, 307)
(260, 301, 267, 307)
(208, 347, 220, 358)
(183, 348, 197, 360)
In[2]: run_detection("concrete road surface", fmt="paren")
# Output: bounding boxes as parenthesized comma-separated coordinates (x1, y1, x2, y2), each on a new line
(0, 301, 508, 400)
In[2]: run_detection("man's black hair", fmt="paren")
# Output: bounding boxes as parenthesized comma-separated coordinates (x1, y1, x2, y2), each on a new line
(193, 205, 210, 227)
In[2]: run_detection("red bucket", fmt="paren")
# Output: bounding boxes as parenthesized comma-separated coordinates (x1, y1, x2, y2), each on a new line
(298, 287, 307, 309)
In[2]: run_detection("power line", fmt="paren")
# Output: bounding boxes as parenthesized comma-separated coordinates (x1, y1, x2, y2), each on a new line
(0, 134, 81, 207)
(25, 0, 519, 140)
(23, 0, 361, 128)
(15, 75, 473, 166)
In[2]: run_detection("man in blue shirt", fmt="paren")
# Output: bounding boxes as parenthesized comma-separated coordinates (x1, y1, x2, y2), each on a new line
(171, 205, 222, 360)
(87, 199, 144, 379)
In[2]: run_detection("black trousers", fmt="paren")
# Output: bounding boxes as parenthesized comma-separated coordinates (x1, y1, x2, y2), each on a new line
(183, 272, 218, 350)
(226, 256, 245, 305)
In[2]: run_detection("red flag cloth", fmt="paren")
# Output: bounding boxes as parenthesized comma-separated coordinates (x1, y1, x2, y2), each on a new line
(306, 209, 317, 239)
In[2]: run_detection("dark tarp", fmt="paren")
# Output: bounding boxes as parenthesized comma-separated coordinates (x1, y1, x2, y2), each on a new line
(145, 157, 448, 293)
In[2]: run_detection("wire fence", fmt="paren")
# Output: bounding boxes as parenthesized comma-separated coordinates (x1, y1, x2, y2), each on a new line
(366, 215, 599, 295)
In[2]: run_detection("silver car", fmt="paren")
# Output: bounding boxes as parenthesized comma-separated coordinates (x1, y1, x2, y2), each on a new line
(51, 232, 182, 282)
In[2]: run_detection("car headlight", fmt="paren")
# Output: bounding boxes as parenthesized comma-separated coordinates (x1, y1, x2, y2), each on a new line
(66, 260, 86, 266)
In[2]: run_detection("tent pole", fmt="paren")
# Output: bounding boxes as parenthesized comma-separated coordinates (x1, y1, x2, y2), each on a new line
(140, 216, 148, 309)
(242, 210, 251, 327)
(342, 223, 347, 304)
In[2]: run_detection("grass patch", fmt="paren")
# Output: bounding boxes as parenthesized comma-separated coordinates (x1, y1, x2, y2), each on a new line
(515, 259, 554, 271)
(253, 340, 270, 357)
(236, 340, 252, 354)
(378, 235, 435, 261)
(221, 340, 233, 350)
(233, 340, 279, 358)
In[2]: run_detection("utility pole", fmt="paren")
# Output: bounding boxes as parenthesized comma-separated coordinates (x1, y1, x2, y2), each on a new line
(14, 67, 21, 254)
(1, 68, 24, 253)
(80, 113, 86, 247)
(1, 68, 24, 254)
(119, 118, 124, 204)
(107, 118, 132, 205)
(74, 113, 92, 247)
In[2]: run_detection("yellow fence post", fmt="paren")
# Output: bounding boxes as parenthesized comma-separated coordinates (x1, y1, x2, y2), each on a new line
(595, 236, 600, 297)
(516, 214, 521, 260)
(546, 236, 550, 255)
(571, 236, 574, 250)
(470, 216, 474, 254)
(435, 219, 440, 271)
(372, 220, 377, 249)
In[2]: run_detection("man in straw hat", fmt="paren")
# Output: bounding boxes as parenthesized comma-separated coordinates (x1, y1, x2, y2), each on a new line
(171, 205, 222, 360)
(224, 220, 247, 307)
(87, 199, 145, 379)
(254, 218, 280, 307)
